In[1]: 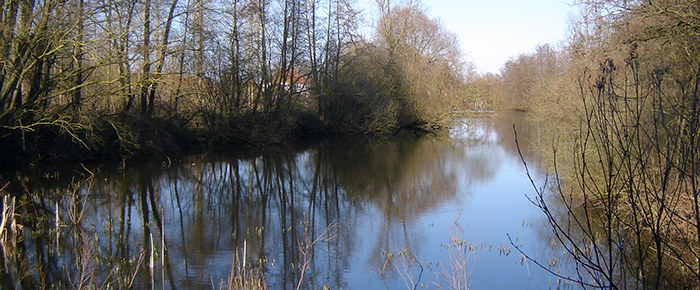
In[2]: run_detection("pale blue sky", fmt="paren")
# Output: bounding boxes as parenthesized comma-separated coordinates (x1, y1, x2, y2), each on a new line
(361, 0, 577, 74)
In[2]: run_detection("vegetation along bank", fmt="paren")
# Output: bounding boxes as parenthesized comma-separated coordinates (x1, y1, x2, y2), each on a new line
(3, 0, 700, 288)
(485, 0, 700, 288)
(0, 0, 474, 169)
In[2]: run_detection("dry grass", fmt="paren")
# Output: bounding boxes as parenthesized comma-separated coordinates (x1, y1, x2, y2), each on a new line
(217, 248, 268, 290)
(438, 225, 477, 290)
(378, 218, 479, 290)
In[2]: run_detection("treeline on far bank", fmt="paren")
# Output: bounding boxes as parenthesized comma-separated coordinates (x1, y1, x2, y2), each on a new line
(475, 0, 700, 288)
(0, 0, 472, 168)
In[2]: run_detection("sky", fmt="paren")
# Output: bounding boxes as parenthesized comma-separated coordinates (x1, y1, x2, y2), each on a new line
(361, 0, 578, 74)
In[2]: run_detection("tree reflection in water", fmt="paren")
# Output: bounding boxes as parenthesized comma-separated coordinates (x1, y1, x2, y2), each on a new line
(0, 112, 556, 289)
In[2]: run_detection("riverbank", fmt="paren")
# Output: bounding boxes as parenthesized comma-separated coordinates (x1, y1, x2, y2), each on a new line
(0, 112, 559, 290)
(0, 105, 457, 171)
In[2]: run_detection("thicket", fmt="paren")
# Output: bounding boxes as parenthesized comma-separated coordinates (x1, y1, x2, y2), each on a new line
(319, 2, 469, 135)
(490, 0, 700, 288)
(0, 0, 471, 168)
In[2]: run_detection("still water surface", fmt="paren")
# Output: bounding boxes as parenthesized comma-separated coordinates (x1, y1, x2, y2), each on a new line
(5, 112, 569, 289)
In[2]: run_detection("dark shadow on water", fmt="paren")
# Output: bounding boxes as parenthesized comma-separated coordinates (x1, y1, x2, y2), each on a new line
(0, 111, 559, 289)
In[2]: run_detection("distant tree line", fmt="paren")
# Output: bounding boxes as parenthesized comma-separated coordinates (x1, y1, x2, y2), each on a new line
(0, 0, 471, 166)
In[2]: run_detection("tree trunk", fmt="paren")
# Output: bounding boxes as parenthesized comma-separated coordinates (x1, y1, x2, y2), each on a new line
(147, 0, 179, 116)
(140, 0, 152, 116)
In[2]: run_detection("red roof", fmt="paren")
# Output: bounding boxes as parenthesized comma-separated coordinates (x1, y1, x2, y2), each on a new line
(272, 70, 308, 84)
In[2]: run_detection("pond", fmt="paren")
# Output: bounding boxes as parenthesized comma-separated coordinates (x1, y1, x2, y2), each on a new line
(0, 111, 571, 289)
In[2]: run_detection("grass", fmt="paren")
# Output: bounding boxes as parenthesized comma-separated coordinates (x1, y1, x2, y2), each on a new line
(378, 219, 482, 290)
(217, 242, 268, 290)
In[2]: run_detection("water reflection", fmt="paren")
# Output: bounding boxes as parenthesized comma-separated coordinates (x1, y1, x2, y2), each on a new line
(0, 111, 558, 289)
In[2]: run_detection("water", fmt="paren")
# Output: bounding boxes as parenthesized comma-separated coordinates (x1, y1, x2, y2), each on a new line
(0, 112, 570, 289)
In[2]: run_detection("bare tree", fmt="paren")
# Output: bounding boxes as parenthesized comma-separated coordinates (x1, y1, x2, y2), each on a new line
(514, 1, 700, 288)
